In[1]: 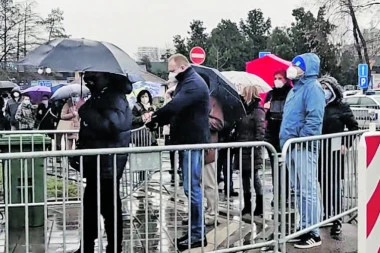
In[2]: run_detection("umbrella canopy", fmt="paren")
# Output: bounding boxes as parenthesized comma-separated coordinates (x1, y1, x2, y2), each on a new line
(19, 38, 144, 82)
(127, 81, 162, 108)
(51, 83, 90, 101)
(192, 65, 246, 126)
(221, 71, 272, 94)
(22, 85, 51, 104)
(0, 81, 18, 90)
(246, 54, 292, 87)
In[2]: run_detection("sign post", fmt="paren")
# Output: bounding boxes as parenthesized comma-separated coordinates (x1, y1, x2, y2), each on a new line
(358, 63, 369, 89)
(189, 47, 206, 65)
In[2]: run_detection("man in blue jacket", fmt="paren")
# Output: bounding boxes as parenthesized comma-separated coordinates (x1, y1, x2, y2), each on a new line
(280, 53, 325, 249)
(147, 54, 210, 251)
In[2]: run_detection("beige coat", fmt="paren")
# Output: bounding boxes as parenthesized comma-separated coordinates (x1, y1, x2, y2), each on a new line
(58, 99, 84, 139)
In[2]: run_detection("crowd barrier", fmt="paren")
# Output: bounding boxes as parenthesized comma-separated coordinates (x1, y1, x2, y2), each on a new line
(0, 128, 372, 252)
(0, 141, 279, 253)
(279, 130, 366, 252)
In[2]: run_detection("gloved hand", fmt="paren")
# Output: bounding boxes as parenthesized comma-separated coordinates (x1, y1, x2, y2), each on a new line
(145, 119, 158, 131)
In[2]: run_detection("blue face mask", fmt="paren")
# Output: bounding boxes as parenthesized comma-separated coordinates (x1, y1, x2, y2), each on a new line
(324, 89, 333, 103)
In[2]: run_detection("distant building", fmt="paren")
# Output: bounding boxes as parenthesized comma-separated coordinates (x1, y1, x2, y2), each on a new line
(137, 47, 159, 62)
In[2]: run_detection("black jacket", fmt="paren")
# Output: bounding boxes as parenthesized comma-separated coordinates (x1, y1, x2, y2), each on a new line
(323, 102, 358, 135)
(149, 67, 210, 145)
(76, 88, 132, 179)
(235, 99, 266, 170)
(264, 83, 292, 151)
(132, 102, 155, 129)
(5, 94, 21, 128)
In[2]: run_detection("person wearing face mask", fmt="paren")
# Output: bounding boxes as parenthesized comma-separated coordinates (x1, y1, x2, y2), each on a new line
(132, 90, 156, 129)
(36, 95, 51, 127)
(57, 92, 84, 150)
(318, 76, 358, 237)
(146, 54, 210, 251)
(71, 72, 132, 253)
(15, 94, 35, 130)
(5, 87, 22, 130)
(263, 69, 293, 207)
(279, 53, 325, 249)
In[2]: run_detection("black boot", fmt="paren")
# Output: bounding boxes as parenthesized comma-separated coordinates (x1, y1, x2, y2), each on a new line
(254, 195, 263, 216)
(242, 192, 252, 215)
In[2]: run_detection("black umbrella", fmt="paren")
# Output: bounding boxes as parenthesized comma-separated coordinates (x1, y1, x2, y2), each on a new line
(192, 64, 246, 127)
(19, 38, 144, 82)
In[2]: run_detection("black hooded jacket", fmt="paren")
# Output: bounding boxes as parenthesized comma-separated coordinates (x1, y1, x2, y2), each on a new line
(5, 89, 21, 127)
(75, 84, 132, 180)
(322, 79, 358, 134)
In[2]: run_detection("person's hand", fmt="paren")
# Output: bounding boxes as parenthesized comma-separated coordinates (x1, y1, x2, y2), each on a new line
(142, 113, 152, 122)
(264, 102, 271, 109)
(341, 145, 348, 155)
(72, 111, 78, 117)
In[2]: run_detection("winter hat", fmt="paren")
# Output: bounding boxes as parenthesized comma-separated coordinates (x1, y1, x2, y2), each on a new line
(292, 56, 306, 72)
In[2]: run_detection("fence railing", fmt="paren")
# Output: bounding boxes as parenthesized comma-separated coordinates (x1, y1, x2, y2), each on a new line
(279, 130, 366, 252)
(0, 129, 368, 252)
(351, 108, 380, 130)
(0, 141, 279, 253)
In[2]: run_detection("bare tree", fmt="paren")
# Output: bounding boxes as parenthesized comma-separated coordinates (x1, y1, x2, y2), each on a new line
(20, 1, 43, 57)
(40, 8, 68, 42)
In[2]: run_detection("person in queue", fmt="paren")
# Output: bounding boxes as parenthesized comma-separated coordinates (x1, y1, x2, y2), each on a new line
(146, 54, 210, 251)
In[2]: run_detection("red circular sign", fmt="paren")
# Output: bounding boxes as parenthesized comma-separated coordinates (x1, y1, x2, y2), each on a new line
(190, 47, 206, 65)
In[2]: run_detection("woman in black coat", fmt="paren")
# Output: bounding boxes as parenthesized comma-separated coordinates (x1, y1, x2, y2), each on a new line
(132, 90, 156, 129)
(235, 86, 266, 216)
(318, 76, 358, 236)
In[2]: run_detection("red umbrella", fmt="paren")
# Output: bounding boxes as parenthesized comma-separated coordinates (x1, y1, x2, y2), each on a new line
(246, 54, 292, 88)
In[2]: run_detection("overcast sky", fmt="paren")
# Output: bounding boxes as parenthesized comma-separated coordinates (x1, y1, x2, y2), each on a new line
(32, 0, 371, 59)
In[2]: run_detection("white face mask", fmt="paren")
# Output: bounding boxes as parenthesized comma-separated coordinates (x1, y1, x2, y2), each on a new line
(72, 97, 80, 103)
(42, 100, 48, 106)
(286, 66, 298, 80)
(274, 80, 285, 88)
(141, 97, 149, 105)
(13, 93, 20, 98)
(23, 100, 31, 105)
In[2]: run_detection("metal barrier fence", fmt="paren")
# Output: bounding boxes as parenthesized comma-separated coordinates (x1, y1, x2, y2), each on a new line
(0, 141, 279, 253)
(351, 108, 380, 130)
(279, 130, 366, 252)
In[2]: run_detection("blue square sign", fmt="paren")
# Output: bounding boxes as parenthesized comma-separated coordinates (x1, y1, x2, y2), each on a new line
(359, 76, 368, 89)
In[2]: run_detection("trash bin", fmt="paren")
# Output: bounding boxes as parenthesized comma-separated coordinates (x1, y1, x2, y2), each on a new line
(0, 134, 51, 229)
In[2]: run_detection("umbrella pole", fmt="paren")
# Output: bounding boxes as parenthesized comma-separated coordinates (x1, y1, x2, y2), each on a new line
(80, 72, 83, 97)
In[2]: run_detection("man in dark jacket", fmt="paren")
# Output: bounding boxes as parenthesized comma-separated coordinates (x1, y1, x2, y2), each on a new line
(5, 88, 21, 130)
(73, 72, 132, 253)
(147, 54, 210, 251)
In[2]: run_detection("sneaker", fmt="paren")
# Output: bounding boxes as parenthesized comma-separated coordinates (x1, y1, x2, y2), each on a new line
(288, 233, 304, 243)
(294, 233, 322, 249)
(331, 220, 342, 236)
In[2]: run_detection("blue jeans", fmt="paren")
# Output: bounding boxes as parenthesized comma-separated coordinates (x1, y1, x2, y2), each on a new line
(289, 148, 321, 236)
(180, 150, 204, 239)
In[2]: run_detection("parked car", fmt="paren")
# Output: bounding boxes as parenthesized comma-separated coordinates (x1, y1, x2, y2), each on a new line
(343, 90, 361, 97)
(342, 95, 380, 109)
(343, 95, 380, 129)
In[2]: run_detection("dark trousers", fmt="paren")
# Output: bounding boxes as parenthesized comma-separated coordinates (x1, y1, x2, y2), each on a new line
(217, 148, 234, 192)
(82, 178, 123, 253)
(318, 151, 343, 218)
(242, 169, 263, 210)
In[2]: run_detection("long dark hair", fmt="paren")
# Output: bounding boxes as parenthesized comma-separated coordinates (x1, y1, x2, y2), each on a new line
(136, 90, 153, 104)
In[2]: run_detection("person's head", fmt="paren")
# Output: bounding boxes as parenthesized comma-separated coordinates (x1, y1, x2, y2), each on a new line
(319, 75, 342, 104)
(273, 69, 288, 88)
(168, 54, 190, 77)
(22, 95, 31, 105)
(83, 72, 110, 93)
(242, 85, 260, 104)
(41, 95, 49, 106)
(287, 53, 320, 81)
(70, 92, 80, 104)
(137, 90, 152, 105)
(12, 90, 21, 100)
(2, 93, 8, 99)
